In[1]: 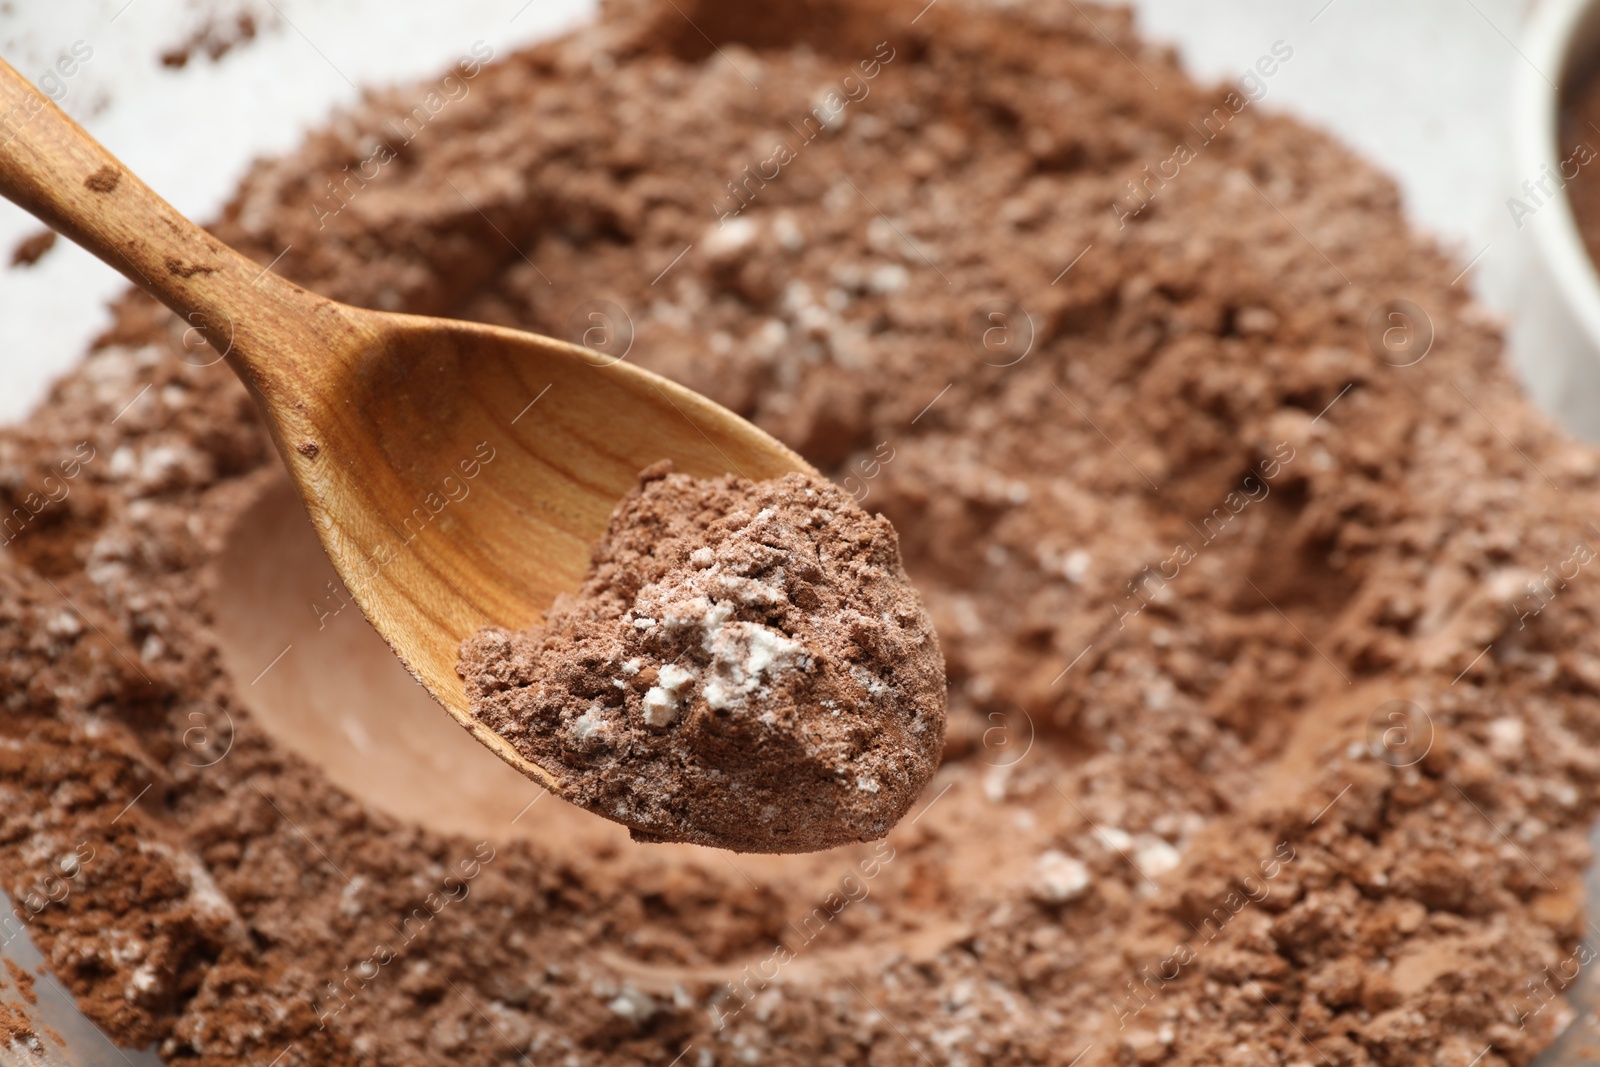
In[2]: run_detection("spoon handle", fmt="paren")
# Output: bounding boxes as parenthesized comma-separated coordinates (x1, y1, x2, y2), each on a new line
(0, 58, 328, 401)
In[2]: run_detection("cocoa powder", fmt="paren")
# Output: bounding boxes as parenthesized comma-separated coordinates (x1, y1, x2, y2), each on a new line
(5, 960, 37, 1007)
(8, 229, 56, 269)
(459, 464, 946, 853)
(1558, 67, 1600, 264)
(0, 999, 42, 1056)
(0, 958, 51, 1062)
(0, 1, 1597, 1065)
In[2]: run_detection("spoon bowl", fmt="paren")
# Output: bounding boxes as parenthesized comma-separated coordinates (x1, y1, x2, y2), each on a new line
(0, 59, 811, 794)
(276, 312, 807, 786)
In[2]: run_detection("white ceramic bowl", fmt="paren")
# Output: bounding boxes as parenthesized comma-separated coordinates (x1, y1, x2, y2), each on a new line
(1511, 0, 1600, 437)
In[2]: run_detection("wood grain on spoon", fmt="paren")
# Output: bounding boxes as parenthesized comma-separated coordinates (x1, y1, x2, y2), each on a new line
(0, 59, 813, 794)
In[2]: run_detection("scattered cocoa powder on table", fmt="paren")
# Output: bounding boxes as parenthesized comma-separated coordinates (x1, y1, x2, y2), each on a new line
(8, 229, 56, 269)
(4, 960, 37, 1007)
(0, 959, 50, 1061)
(459, 464, 946, 854)
(3, 1, 1600, 1064)
(0, 999, 43, 1057)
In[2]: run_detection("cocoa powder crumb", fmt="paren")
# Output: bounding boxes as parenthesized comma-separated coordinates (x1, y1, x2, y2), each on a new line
(459, 465, 946, 853)
(82, 166, 120, 193)
(3, 960, 36, 1006)
(158, 10, 261, 69)
(0, 999, 41, 1052)
(8, 229, 55, 268)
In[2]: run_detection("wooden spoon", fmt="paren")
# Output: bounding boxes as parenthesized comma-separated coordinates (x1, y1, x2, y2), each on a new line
(0, 62, 812, 797)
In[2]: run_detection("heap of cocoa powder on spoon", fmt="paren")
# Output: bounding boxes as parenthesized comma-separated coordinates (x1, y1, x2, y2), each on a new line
(458, 463, 947, 853)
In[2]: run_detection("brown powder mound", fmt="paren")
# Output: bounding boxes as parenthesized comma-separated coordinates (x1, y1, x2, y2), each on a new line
(2, 1, 1600, 1064)
(459, 465, 946, 853)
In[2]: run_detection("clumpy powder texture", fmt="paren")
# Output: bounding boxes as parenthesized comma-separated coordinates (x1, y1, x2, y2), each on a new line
(0, 959, 53, 1061)
(7, 0, 1600, 1064)
(458, 465, 946, 853)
